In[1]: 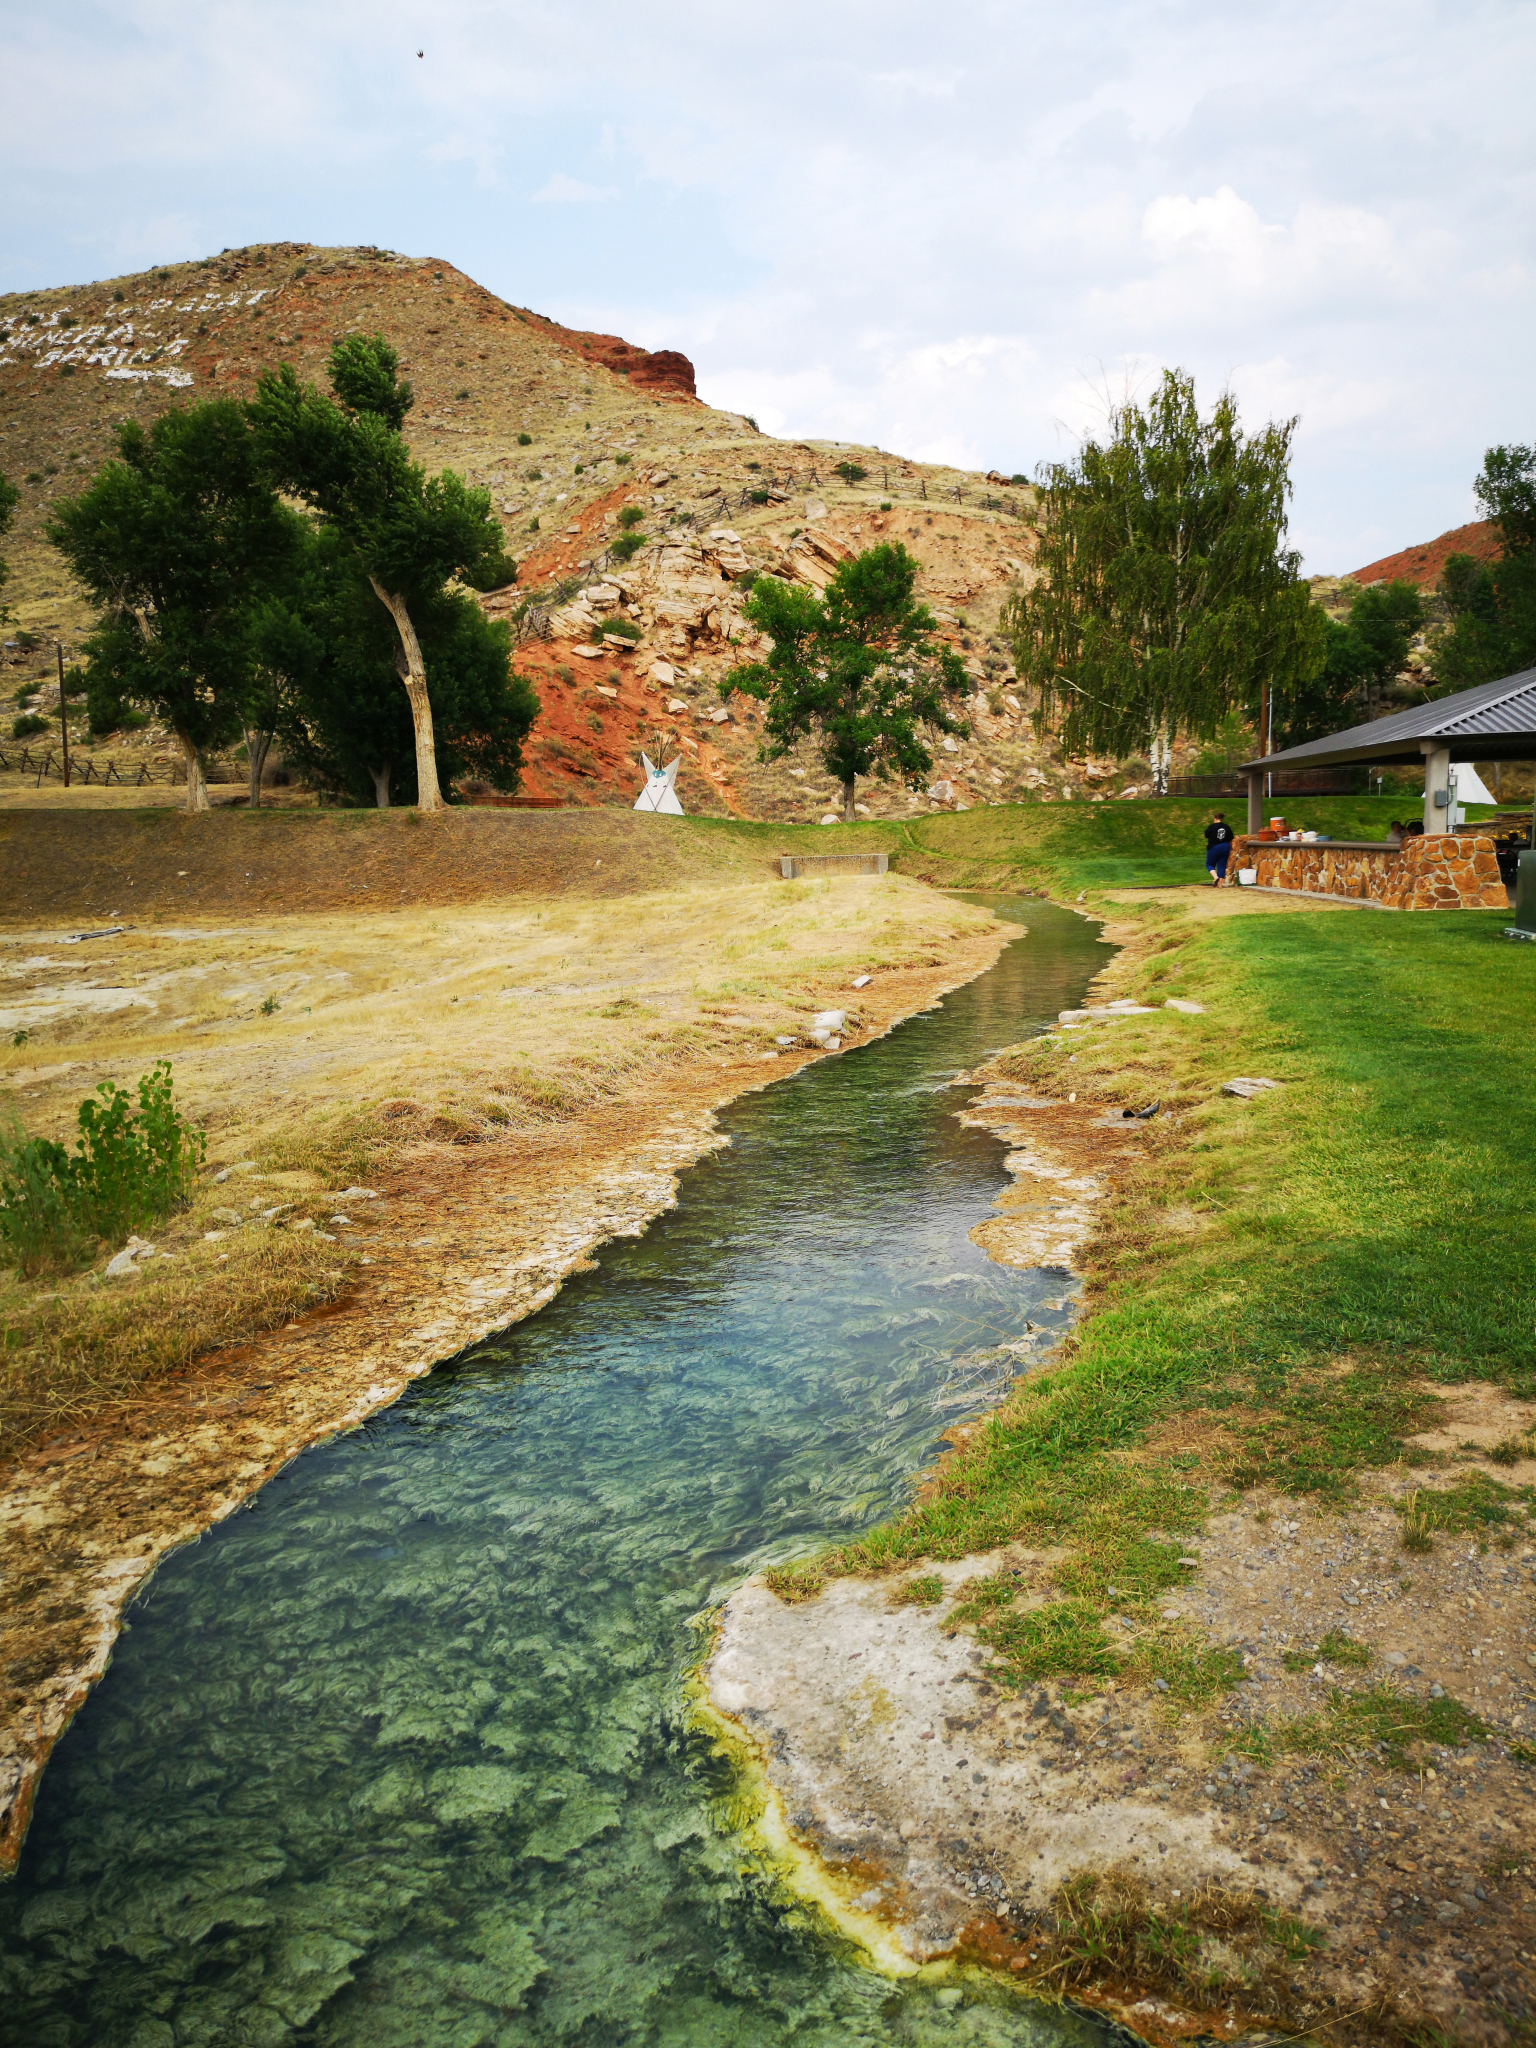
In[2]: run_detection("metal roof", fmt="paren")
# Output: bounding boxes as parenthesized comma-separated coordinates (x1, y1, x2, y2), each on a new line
(1241, 665, 1536, 769)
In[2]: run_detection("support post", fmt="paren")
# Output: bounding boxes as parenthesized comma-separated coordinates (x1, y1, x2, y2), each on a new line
(1422, 743, 1451, 836)
(1247, 769, 1263, 837)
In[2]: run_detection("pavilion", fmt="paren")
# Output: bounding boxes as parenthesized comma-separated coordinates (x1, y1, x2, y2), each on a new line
(1241, 664, 1536, 835)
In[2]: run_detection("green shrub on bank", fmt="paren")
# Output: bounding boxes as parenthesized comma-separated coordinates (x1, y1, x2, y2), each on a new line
(0, 1062, 205, 1274)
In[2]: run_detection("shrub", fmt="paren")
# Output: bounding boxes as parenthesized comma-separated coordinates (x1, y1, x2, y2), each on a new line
(880, 500, 892, 511)
(618, 505, 645, 528)
(0, 1062, 206, 1274)
(517, 432, 533, 446)
(834, 460, 867, 484)
(609, 533, 644, 562)
(455, 386, 470, 400)
(748, 488, 769, 505)
(596, 615, 640, 643)
(614, 452, 631, 465)
(12, 714, 48, 738)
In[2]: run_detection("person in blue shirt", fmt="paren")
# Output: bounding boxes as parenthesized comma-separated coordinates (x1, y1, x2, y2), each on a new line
(1204, 812, 1235, 885)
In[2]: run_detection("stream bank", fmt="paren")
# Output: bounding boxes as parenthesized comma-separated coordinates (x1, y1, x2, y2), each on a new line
(0, 896, 1118, 2046)
(0, 892, 1010, 1883)
(700, 887, 1536, 2048)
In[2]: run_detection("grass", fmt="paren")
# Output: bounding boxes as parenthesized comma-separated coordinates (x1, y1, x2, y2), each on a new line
(0, 870, 1000, 1456)
(694, 795, 1503, 898)
(1225, 1687, 1488, 1770)
(763, 859, 1536, 1691)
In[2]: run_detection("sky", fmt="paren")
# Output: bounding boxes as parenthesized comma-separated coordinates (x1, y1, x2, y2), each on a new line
(5, 0, 1534, 573)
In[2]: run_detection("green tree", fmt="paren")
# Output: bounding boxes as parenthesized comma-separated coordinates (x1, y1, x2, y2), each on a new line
(269, 529, 536, 808)
(1430, 442, 1536, 692)
(46, 403, 299, 809)
(1003, 369, 1323, 786)
(0, 468, 19, 625)
(725, 543, 968, 819)
(249, 335, 516, 811)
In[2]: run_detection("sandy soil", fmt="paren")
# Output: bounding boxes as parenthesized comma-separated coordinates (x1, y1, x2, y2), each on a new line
(0, 856, 1009, 1873)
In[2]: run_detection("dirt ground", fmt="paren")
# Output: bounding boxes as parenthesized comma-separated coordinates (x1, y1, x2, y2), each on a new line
(0, 843, 1009, 1874)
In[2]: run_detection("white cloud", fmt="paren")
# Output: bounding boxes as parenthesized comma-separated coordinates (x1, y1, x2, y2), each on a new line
(3, 0, 1534, 569)
(531, 174, 620, 205)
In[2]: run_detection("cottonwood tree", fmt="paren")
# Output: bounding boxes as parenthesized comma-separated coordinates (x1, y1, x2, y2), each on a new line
(725, 543, 968, 818)
(1432, 442, 1536, 692)
(1003, 369, 1323, 784)
(47, 404, 299, 809)
(270, 530, 536, 809)
(249, 336, 518, 812)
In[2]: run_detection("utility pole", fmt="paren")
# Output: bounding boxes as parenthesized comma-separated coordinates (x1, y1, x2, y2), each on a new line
(57, 642, 71, 788)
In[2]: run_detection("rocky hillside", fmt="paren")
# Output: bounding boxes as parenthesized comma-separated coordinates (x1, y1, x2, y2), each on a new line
(0, 242, 1183, 821)
(1347, 519, 1500, 591)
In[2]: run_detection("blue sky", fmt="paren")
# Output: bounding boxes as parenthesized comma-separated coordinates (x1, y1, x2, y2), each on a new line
(5, 0, 1533, 572)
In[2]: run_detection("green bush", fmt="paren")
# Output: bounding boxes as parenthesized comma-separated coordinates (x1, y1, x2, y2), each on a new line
(609, 533, 644, 562)
(834, 460, 867, 484)
(0, 1062, 206, 1274)
(614, 452, 631, 465)
(517, 432, 533, 446)
(12, 713, 48, 738)
(617, 505, 645, 529)
(594, 616, 641, 643)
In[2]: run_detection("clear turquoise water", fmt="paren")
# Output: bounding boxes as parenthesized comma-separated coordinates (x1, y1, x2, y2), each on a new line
(1, 898, 1112, 2048)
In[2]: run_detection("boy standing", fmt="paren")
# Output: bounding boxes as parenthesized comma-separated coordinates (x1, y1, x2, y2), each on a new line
(1204, 812, 1235, 885)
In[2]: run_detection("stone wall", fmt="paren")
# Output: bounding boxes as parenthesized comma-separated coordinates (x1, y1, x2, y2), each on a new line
(1224, 832, 1508, 910)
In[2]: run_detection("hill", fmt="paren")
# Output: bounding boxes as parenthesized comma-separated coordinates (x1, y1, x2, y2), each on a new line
(0, 241, 1203, 820)
(1346, 517, 1500, 590)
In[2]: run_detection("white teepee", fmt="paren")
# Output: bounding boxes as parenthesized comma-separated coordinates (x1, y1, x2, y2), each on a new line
(633, 753, 685, 816)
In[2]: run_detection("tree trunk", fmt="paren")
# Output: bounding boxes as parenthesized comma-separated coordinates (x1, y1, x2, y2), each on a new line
(244, 727, 272, 810)
(370, 763, 392, 810)
(368, 576, 442, 812)
(1149, 722, 1171, 797)
(842, 775, 856, 821)
(179, 733, 210, 812)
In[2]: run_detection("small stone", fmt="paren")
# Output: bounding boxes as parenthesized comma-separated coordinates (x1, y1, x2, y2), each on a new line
(202, 1230, 227, 1243)
(209, 1207, 243, 1226)
(1221, 1077, 1281, 1098)
(215, 1161, 258, 1180)
(104, 1248, 143, 1278)
(1154, 1677, 1170, 1692)
(1436, 1901, 1462, 1923)
(291, 1219, 316, 1233)
(851, 975, 871, 989)
(1164, 999, 1205, 1014)
(1430, 1682, 1445, 1699)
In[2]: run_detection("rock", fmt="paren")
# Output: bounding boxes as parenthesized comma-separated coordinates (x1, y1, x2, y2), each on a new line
(851, 975, 871, 989)
(203, 1230, 227, 1243)
(291, 1219, 316, 1233)
(666, 697, 689, 714)
(594, 684, 618, 699)
(1222, 1077, 1282, 1098)
(927, 780, 954, 802)
(813, 1011, 847, 1034)
(709, 707, 730, 724)
(805, 497, 826, 521)
(1436, 1901, 1462, 1923)
(650, 661, 676, 686)
(1384, 1651, 1408, 1666)
(819, 814, 841, 826)
(942, 736, 959, 753)
(1164, 999, 1206, 1014)
(209, 1207, 243, 1226)
(104, 1247, 144, 1278)
(330, 1214, 352, 1225)
(573, 645, 604, 660)
(214, 1161, 257, 1181)
(775, 1036, 797, 1046)
(335, 1186, 380, 1200)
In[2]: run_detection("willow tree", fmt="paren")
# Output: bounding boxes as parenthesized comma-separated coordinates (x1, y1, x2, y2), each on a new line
(249, 336, 515, 812)
(1003, 370, 1323, 784)
(725, 542, 968, 818)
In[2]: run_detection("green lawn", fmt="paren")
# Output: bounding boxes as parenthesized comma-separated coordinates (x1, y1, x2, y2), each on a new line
(694, 794, 1504, 896)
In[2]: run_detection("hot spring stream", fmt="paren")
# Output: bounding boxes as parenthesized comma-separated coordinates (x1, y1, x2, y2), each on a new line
(4, 897, 1113, 2047)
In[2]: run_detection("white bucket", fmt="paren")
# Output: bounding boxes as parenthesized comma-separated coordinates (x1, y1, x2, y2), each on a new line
(1238, 868, 1257, 886)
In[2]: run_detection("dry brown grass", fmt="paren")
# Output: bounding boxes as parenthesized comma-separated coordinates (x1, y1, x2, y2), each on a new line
(0, 869, 998, 1452)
